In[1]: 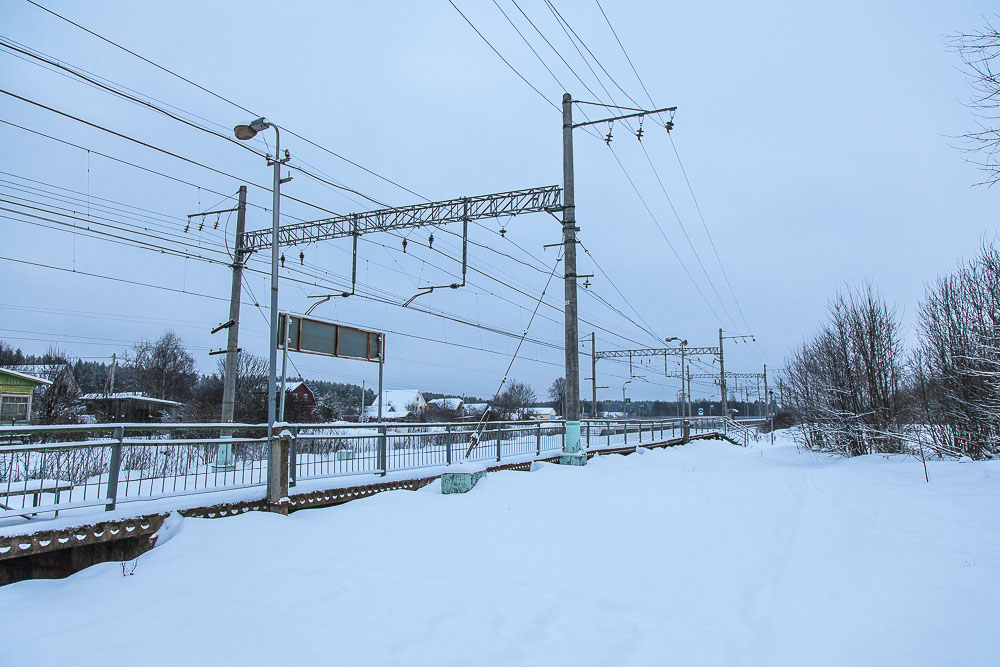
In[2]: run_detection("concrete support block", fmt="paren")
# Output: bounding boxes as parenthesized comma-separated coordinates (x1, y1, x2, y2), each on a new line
(557, 451, 588, 467)
(441, 464, 487, 494)
(563, 420, 582, 453)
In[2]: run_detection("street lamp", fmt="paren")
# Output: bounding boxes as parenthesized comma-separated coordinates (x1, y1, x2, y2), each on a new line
(665, 337, 688, 418)
(621, 379, 632, 419)
(233, 116, 289, 502)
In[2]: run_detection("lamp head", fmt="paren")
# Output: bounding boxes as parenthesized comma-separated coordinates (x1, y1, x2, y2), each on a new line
(234, 117, 269, 141)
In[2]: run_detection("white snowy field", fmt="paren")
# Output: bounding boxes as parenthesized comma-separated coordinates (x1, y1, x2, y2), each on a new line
(2, 433, 998, 666)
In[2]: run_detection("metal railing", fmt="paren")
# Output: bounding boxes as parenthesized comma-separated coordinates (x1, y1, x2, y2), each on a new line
(721, 417, 765, 446)
(1, 416, 727, 523)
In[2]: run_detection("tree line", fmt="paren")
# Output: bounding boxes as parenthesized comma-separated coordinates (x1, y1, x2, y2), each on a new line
(785, 240, 1000, 460)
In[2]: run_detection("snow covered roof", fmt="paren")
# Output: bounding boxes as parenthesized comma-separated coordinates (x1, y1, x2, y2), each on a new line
(281, 380, 308, 394)
(0, 367, 52, 386)
(366, 389, 425, 418)
(464, 403, 489, 414)
(79, 392, 182, 407)
(428, 397, 464, 410)
(527, 406, 557, 416)
(2, 364, 70, 382)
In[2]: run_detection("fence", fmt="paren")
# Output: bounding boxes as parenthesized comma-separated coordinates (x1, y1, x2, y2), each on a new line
(0, 416, 734, 523)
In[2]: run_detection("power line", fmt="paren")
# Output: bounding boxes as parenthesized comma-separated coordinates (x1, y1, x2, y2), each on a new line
(448, 0, 560, 112)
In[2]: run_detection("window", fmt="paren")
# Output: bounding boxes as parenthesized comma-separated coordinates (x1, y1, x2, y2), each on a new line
(0, 395, 29, 423)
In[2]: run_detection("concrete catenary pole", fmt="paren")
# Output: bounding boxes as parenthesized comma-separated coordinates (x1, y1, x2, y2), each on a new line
(719, 328, 727, 418)
(220, 186, 247, 429)
(562, 93, 581, 454)
(763, 363, 768, 420)
(591, 331, 597, 418)
(680, 342, 687, 419)
(687, 366, 693, 419)
(214, 186, 247, 471)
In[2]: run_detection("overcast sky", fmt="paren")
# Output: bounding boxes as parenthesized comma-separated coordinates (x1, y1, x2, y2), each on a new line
(1, 0, 996, 405)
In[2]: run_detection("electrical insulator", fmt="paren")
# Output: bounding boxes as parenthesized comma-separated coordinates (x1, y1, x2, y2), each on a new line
(499, 227, 507, 237)
(280, 254, 285, 268)
(402, 238, 408, 253)
(299, 251, 304, 265)
(428, 233, 434, 248)
(664, 120, 675, 132)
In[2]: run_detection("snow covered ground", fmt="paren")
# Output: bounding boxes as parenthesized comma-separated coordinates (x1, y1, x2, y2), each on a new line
(2, 433, 998, 666)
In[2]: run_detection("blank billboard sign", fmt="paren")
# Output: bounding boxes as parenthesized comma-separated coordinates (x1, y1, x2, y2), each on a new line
(277, 313, 383, 362)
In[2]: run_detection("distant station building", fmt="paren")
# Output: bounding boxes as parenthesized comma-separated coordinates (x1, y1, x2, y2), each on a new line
(0, 368, 52, 424)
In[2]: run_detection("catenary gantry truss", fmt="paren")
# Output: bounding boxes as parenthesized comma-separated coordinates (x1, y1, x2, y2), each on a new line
(240, 185, 563, 252)
(594, 346, 719, 360)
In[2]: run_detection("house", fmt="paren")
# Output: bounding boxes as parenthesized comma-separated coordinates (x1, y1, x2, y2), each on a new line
(525, 406, 559, 421)
(0, 368, 52, 423)
(2, 363, 78, 394)
(280, 380, 316, 410)
(79, 392, 181, 423)
(427, 397, 464, 418)
(366, 389, 427, 421)
(463, 403, 489, 417)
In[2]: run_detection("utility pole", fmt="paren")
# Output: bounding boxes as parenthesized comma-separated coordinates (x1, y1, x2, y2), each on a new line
(763, 363, 768, 421)
(220, 185, 247, 432)
(562, 93, 582, 455)
(590, 331, 597, 418)
(687, 367, 692, 419)
(560, 93, 676, 458)
(680, 342, 687, 419)
(719, 328, 727, 418)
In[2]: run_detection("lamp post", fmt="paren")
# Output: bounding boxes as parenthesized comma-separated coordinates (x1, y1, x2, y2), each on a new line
(665, 337, 688, 419)
(233, 117, 288, 501)
(621, 379, 632, 418)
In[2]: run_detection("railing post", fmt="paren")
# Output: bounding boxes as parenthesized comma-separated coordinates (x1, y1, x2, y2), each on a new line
(268, 429, 291, 511)
(585, 420, 590, 447)
(446, 424, 453, 465)
(378, 425, 388, 476)
(288, 425, 298, 488)
(106, 425, 123, 511)
(496, 422, 502, 462)
(536, 422, 542, 455)
(624, 419, 628, 446)
(606, 420, 610, 447)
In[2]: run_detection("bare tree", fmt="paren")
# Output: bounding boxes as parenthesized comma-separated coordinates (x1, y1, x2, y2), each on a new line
(785, 283, 906, 456)
(915, 240, 1000, 459)
(495, 379, 536, 420)
(548, 377, 566, 416)
(949, 17, 1000, 185)
(128, 331, 198, 402)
